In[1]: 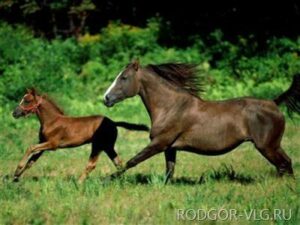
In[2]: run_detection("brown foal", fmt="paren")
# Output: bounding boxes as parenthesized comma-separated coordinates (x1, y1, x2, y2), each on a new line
(103, 60, 298, 182)
(12, 88, 148, 182)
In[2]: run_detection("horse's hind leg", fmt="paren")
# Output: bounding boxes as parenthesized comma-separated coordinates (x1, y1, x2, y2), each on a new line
(164, 148, 176, 184)
(250, 112, 293, 176)
(276, 147, 293, 175)
(78, 142, 102, 183)
(255, 146, 293, 176)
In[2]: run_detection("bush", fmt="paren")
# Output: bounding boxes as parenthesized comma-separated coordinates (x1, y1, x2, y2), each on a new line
(0, 20, 300, 108)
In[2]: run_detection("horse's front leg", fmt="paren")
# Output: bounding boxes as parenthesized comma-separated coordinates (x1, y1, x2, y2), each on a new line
(164, 148, 177, 184)
(21, 151, 44, 173)
(109, 136, 171, 179)
(14, 142, 55, 181)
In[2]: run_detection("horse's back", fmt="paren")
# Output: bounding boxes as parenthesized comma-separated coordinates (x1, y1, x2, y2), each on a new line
(215, 97, 285, 137)
(172, 97, 284, 153)
(209, 97, 283, 120)
(212, 97, 278, 110)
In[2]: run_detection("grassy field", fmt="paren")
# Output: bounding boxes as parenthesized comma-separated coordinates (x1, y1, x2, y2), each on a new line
(0, 94, 299, 225)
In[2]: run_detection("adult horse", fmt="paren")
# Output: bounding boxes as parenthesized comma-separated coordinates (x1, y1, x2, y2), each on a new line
(103, 60, 299, 182)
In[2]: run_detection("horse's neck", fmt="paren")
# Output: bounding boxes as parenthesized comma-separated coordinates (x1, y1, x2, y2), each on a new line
(138, 70, 193, 122)
(36, 100, 62, 126)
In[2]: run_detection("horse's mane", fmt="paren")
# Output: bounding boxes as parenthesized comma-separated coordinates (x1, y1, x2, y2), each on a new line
(146, 63, 203, 97)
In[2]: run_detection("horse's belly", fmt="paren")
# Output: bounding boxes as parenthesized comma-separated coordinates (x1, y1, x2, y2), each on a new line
(172, 128, 246, 155)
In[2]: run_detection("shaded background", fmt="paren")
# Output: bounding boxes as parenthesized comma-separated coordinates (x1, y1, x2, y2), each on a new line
(1, 0, 300, 46)
(1, 0, 300, 108)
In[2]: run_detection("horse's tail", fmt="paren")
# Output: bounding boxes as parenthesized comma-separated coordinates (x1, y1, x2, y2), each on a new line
(115, 121, 149, 131)
(274, 73, 300, 116)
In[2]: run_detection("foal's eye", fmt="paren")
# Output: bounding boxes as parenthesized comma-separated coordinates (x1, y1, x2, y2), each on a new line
(121, 76, 127, 81)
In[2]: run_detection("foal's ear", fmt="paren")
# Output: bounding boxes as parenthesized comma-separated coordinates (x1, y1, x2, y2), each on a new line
(27, 88, 36, 96)
(131, 59, 140, 71)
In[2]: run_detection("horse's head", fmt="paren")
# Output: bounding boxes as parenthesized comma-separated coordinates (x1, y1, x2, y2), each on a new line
(12, 88, 42, 118)
(103, 60, 141, 107)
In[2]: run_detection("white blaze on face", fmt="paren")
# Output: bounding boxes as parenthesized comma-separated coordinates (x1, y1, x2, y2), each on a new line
(104, 70, 123, 100)
(19, 94, 28, 106)
(19, 98, 24, 105)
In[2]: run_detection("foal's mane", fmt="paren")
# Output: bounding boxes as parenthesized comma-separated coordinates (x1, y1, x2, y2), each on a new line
(146, 63, 203, 97)
(43, 95, 65, 114)
(32, 89, 65, 115)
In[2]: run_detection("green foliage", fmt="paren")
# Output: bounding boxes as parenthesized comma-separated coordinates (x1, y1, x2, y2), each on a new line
(79, 18, 161, 64)
(1, 20, 300, 105)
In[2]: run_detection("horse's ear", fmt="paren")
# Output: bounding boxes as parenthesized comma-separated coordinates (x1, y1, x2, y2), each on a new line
(132, 59, 140, 71)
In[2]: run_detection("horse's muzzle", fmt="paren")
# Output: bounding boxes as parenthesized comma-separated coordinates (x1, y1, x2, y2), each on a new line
(103, 100, 114, 107)
(103, 95, 115, 107)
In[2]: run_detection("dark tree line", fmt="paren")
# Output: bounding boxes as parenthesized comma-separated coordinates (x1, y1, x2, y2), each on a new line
(0, 0, 300, 46)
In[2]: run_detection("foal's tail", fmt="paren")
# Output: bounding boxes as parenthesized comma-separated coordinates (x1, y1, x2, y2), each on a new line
(274, 73, 300, 116)
(115, 121, 149, 131)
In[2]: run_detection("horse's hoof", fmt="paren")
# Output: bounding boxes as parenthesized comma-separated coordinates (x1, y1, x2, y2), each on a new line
(102, 176, 113, 183)
(103, 170, 125, 183)
(111, 170, 125, 179)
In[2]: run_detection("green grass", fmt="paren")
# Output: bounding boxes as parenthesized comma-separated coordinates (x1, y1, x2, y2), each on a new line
(0, 97, 299, 225)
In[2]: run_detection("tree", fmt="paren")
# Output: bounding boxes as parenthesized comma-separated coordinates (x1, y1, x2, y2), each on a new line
(0, 0, 96, 38)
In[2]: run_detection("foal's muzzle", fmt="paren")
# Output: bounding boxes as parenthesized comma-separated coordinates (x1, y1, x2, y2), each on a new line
(12, 106, 26, 118)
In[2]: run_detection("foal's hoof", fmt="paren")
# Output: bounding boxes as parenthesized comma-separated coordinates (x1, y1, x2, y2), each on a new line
(13, 176, 20, 182)
(78, 177, 86, 184)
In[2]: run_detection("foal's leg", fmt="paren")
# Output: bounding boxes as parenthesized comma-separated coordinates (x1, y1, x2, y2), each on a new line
(256, 146, 293, 176)
(78, 142, 102, 183)
(23, 152, 44, 171)
(13, 152, 44, 181)
(105, 148, 123, 170)
(14, 142, 55, 180)
(164, 149, 176, 184)
(14, 136, 47, 180)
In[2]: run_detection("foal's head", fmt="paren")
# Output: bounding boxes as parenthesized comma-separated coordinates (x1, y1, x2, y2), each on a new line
(104, 60, 141, 107)
(12, 88, 43, 118)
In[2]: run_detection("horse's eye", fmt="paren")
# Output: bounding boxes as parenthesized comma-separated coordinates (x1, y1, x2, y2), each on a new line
(121, 76, 127, 81)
